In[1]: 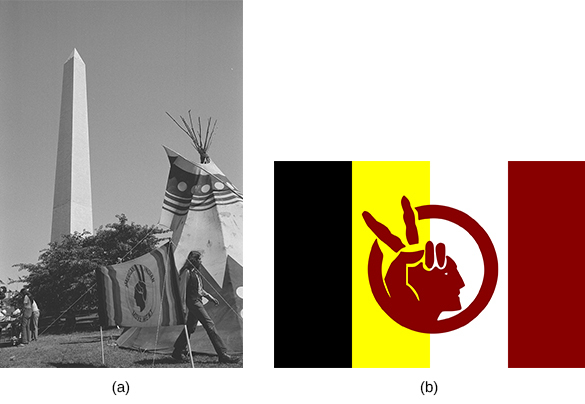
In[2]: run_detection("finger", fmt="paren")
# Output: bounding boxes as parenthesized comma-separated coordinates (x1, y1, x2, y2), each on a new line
(425, 241, 434, 269)
(401, 196, 419, 245)
(385, 250, 424, 299)
(393, 250, 425, 266)
(362, 211, 405, 252)
(436, 243, 446, 269)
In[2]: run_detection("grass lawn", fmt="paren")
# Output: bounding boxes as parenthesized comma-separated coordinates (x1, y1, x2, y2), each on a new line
(0, 330, 242, 368)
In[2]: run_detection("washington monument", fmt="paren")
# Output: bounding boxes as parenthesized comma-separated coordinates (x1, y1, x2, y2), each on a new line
(50, 49, 93, 243)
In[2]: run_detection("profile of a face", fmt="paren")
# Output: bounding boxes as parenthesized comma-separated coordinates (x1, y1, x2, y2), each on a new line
(134, 281, 147, 312)
(132, 265, 148, 312)
(407, 257, 465, 314)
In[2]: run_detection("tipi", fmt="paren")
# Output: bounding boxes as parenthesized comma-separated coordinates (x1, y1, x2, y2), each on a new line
(117, 115, 243, 355)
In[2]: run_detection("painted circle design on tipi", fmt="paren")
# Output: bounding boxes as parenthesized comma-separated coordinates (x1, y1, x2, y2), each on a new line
(215, 182, 225, 190)
(191, 185, 198, 194)
(201, 184, 211, 193)
(236, 286, 243, 299)
(177, 182, 188, 192)
(124, 264, 157, 323)
(240, 309, 243, 318)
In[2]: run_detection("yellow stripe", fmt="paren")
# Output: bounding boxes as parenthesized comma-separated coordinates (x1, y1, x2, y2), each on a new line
(352, 161, 430, 368)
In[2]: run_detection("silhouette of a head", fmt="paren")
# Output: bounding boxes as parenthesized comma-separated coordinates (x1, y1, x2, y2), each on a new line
(408, 256, 465, 314)
(133, 265, 147, 312)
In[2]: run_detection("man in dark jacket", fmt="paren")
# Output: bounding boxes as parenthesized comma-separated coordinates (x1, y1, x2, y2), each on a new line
(172, 250, 239, 363)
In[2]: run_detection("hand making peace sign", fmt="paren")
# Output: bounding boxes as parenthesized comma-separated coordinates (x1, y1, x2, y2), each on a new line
(363, 196, 465, 324)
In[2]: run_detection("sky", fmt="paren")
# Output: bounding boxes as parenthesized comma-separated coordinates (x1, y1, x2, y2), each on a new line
(0, 0, 242, 287)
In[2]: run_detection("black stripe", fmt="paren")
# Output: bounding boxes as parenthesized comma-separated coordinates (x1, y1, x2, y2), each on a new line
(190, 193, 215, 206)
(162, 205, 189, 216)
(191, 196, 240, 206)
(165, 191, 192, 203)
(163, 199, 191, 213)
(167, 243, 186, 324)
(151, 248, 170, 326)
(107, 265, 123, 325)
(191, 190, 238, 200)
(189, 201, 241, 212)
(274, 161, 352, 368)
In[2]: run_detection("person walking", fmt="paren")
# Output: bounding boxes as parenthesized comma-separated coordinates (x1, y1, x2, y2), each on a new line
(172, 251, 239, 364)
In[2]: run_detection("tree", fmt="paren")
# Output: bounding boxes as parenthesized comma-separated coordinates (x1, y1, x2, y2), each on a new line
(12, 214, 168, 319)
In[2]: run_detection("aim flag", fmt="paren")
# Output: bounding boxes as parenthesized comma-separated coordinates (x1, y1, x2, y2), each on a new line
(276, 160, 585, 369)
(274, 161, 501, 368)
(95, 242, 184, 328)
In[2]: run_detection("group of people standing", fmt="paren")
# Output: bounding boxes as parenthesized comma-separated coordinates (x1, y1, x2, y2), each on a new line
(18, 288, 40, 346)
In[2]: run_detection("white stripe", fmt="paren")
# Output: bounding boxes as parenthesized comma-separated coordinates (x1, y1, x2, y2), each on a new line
(192, 190, 241, 200)
(430, 160, 506, 369)
(190, 200, 241, 211)
(191, 193, 242, 205)
(190, 199, 241, 210)
(165, 192, 192, 203)
(162, 203, 190, 215)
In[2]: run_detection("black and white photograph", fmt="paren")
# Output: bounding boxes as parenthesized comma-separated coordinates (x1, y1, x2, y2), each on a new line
(0, 0, 242, 370)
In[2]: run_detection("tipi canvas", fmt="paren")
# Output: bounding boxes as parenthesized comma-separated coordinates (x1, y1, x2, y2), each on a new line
(117, 146, 243, 354)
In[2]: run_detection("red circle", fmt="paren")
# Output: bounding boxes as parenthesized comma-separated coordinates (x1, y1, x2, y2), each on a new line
(368, 204, 498, 333)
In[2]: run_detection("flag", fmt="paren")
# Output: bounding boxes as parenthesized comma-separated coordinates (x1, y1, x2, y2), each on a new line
(274, 161, 500, 368)
(95, 242, 184, 328)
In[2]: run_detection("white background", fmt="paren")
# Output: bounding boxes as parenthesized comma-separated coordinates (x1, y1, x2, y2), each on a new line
(9, 0, 585, 402)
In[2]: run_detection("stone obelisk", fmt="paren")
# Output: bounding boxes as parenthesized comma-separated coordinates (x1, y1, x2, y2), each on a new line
(50, 49, 93, 243)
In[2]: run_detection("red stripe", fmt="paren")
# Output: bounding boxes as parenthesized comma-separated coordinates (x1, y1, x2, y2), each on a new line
(509, 161, 585, 367)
